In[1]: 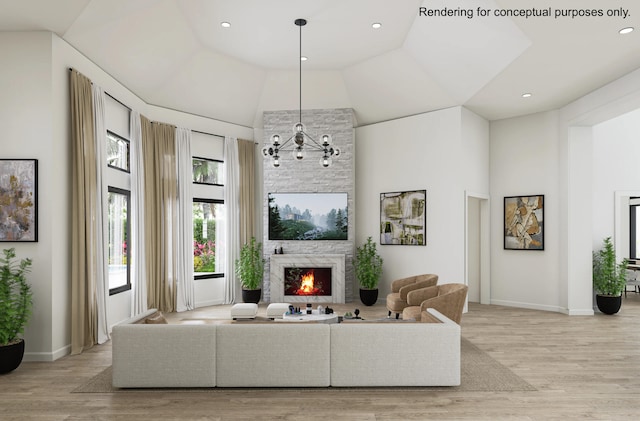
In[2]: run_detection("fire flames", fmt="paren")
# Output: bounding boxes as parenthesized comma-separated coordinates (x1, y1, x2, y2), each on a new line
(295, 271, 321, 295)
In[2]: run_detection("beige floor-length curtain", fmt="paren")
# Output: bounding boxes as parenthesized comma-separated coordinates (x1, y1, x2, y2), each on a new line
(141, 117, 178, 312)
(237, 138, 256, 244)
(70, 69, 98, 354)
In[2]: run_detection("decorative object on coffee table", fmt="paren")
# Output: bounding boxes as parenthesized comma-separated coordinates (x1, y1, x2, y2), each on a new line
(0, 248, 33, 374)
(235, 237, 265, 303)
(355, 236, 383, 305)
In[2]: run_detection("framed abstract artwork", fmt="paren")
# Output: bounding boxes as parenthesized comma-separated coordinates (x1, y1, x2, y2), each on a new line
(380, 190, 426, 245)
(504, 195, 544, 250)
(0, 159, 38, 242)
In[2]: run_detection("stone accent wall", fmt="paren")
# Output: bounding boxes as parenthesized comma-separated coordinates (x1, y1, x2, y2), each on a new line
(262, 108, 356, 302)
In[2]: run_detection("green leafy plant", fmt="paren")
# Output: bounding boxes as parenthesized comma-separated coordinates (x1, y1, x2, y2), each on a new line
(593, 237, 628, 296)
(355, 236, 383, 289)
(235, 237, 265, 290)
(0, 248, 33, 346)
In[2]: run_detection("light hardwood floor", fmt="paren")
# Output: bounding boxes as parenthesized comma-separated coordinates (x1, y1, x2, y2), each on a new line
(2, 295, 640, 420)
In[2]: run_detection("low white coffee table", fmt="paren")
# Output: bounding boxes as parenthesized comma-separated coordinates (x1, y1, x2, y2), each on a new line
(278, 309, 339, 324)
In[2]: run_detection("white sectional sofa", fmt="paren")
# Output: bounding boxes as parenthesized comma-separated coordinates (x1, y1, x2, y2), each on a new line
(111, 308, 460, 388)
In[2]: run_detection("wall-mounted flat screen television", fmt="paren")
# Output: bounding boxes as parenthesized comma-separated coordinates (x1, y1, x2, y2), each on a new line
(268, 192, 348, 240)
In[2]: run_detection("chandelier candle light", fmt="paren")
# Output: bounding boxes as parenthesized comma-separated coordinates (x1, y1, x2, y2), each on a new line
(262, 18, 340, 168)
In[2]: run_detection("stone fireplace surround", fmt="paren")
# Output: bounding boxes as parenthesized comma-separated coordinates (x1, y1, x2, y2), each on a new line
(269, 254, 345, 303)
(262, 108, 356, 302)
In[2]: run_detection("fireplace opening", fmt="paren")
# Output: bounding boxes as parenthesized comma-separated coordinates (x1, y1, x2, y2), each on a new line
(284, 267, 332, 297)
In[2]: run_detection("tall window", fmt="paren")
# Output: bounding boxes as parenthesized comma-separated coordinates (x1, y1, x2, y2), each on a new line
(191, 133, 225, 280)
(108, 187, 131, 294)
(104, 94, 132, 295)
(193, 199, 224, 279)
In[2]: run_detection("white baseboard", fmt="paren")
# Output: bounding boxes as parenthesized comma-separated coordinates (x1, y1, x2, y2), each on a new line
(490, 299, 566, 314)
(196, 299, 225, 308)
(566, 308, 595, 316)
(24, 344, 71, 362)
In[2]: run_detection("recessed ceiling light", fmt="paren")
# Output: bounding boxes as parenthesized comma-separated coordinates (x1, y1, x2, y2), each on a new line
(619, 27, 634, 34)
(221, 21, 231, 28)
(300, 56, 308, 62)
(372, 22, 382, 29)
(522, 93, 532, 98)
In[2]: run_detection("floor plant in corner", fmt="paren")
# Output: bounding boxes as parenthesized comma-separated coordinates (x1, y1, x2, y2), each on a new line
(0, 248, 33, 374)
(235, 237, 265, 303)
(355, 236, 383, 306)
(593, 237, 628, 315)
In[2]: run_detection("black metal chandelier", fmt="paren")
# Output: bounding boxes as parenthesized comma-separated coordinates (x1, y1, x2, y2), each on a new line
(262, 18, 340, 168)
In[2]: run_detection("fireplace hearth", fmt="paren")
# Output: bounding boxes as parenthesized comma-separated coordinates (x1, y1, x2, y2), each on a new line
(269, 254, 345, 303)
(284, 267, 332, 297)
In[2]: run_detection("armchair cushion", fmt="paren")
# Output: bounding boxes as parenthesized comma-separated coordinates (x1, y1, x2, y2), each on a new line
(406, 285, 439, 306)
(398, 276, 439, 300)
(390, 274, 438, 293)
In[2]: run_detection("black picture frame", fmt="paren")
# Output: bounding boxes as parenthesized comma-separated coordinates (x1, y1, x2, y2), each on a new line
(504, 195, 544, 250)
(380, 190, 426, 245)
(0, 159, 38, 242)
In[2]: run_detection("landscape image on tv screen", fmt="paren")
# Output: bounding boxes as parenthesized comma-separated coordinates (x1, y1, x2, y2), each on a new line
(268, 192, 348, 240)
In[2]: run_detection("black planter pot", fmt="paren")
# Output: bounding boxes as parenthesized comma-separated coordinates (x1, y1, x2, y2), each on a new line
(0, 339, 25, 374)
(359, 288, 379, 306)
(242, 288, 261, 304)
(596, 294, 622, 315)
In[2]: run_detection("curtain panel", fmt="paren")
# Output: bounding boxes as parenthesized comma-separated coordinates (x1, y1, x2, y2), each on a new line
(70, 70, 98, 354)
(130, 111, 148, 316)
(223, 136, 239, 304)
(91, 85, 110, 345)
(237, 138, 256, 245)
(142, 118, 178, 312)
(176, 127, 194, 311)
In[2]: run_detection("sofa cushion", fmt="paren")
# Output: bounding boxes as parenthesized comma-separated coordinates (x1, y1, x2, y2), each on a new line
(112, 324, 217, 388)
(330, 310, 460, 387)
(216, 324, 330, 387)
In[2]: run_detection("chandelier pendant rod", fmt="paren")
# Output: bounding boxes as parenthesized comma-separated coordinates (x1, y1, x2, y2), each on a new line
(299, 18, 302, 126)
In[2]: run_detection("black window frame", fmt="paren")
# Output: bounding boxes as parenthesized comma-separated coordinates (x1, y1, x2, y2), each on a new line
(193, 198, 225, 280)
(108, 186, 132, 295)
(192, 156, 224, 187)
(631, 198, 640, 261)
(106, 130, 131, 174)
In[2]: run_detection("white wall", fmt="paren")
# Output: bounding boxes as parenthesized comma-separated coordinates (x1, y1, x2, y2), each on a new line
(592, 108, 640, 248)
(466, 197, 481, 302)
(0, 32, 56, 359)
(355, 106, 489, 295)
(490, 111, 562, 312)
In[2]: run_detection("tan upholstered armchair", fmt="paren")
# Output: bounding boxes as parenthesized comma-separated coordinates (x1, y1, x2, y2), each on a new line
(402, 283, 468, 324)
(385, 274, 438, 319)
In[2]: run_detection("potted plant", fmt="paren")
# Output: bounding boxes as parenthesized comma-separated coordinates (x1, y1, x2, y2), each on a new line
(0, 248, 33, 374)
(355, 236, 383, 306)
(235, 237, 265, 303)
(593, 236, 628, 315)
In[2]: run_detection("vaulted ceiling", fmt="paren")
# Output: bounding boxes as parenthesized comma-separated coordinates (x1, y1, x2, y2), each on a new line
(1, 0, 639, 127)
